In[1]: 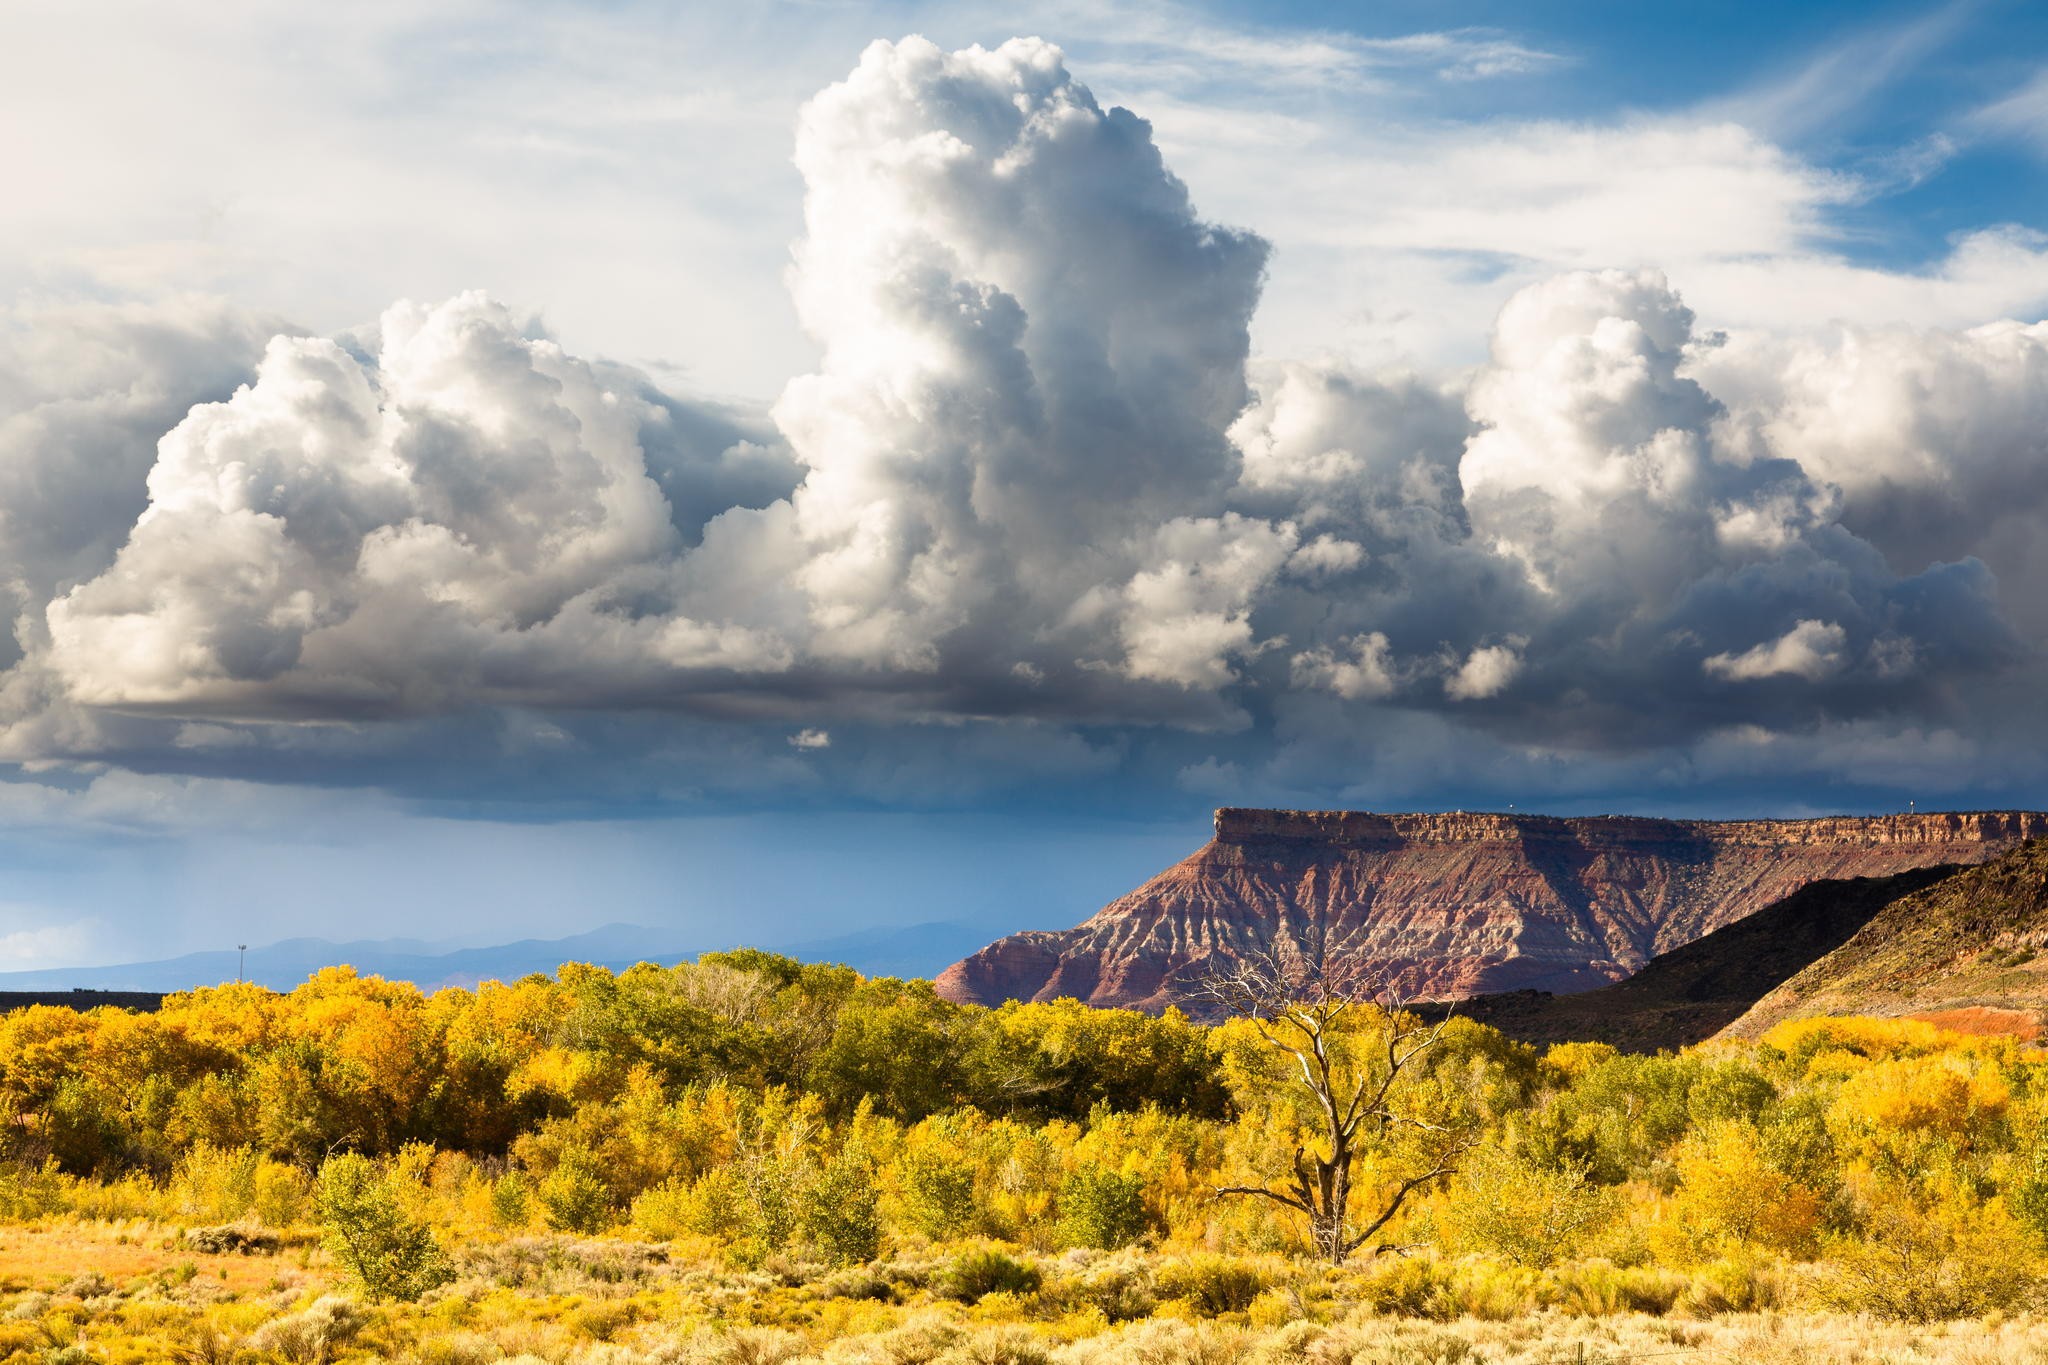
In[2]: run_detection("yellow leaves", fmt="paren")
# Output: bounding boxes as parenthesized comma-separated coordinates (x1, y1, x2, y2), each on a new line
(506, 1046, 605, 1107)
(1663, 1121, 1822, 1260)
(1437, 1146, 1615, 1267)
(1542, 1041, 1618, 1083)
(1829, 1053, 2009, 1146)
(1760, 1015, 1948, 1064)
(0, 1006, 91, 1109)
(439, 976, 570, 1066)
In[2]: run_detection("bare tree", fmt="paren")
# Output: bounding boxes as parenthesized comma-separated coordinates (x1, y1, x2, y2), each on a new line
(1195, 946, 1475, 1263)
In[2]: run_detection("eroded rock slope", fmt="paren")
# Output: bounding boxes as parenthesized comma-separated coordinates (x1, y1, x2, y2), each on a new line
(935, 809, 2048, 1011)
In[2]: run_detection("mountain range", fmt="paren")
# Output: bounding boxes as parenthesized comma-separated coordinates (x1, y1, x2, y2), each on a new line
(0, 918, 1008, 994)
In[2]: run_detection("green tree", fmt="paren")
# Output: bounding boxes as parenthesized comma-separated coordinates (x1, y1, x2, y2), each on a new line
(1058, 1167, 1151, 1249)
(315, 1153, 454, 1302)
(802, 1138, 882, 1264)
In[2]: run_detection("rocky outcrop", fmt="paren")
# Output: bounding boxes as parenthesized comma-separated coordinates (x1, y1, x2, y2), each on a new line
(935, 809, 2048, 1011)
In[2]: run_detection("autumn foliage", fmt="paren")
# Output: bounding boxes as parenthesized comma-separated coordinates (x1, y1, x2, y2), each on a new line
(0, 954, 2046, 1358)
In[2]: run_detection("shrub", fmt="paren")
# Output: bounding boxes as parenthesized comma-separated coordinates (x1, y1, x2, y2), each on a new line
(894, 1142, 978, 1241)
(1663, 1121, 1821, 1260)
(247, 1295, 370, 1362)
(1057, 1168, 1151, 1251)
(1548, 1260, 1687, 1317)
(943, 1248, 1042, 1303)
(0, 1161, 68, 1220)
(188, 1225, 280, 1255)
(1439, 1147, 1614, 1268)
(681, 1169, 749, 1240)
(536, 1157, 611, 1234)
(631, 1179, 696, 1242)
(173, 1145, 259, 1222)
(1818, 1195, 2038, 1321)
(316, 1153, 455, 1302)
(1062, 1257, 1156, 1322)
(253, 1159, 313, 1226)
(1353, 1255, 1459, 1321)
(802, 1143, 883, 1265)
(1677, 1255, 1784, 1315)
(490, 1171, 531, 1229)
(1154, 1253, 1267, 1316)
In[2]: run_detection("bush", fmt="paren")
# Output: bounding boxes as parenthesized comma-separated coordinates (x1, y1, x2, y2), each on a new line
(247, 1296, 369, 1363)
(630, 1179, 695, 1242)
(0, 1161, 68, 1220)
(894, 1142, 978, 1241)
(1353, 1255, 1459, 1321)
(187, 1225, 280, 1255)
(1818, 1196, 2038, 1321)
(490, 1171, 531, 1229)
(1062, 1257, 1157, 1322)
(1057, 1168, 1151, 1250)
(1154, 1253, 1267, 1316)
(1677, 1255, 1784, 1315)
(943, 1248, 1042, 1303)
(316, 1153, 455, 1302)
(536, 1157, 611, 1234)
(802, 1143, 883, 1265)
(1439, 1147, 1614, 1268)
(1548, 1260, 1687, 1316)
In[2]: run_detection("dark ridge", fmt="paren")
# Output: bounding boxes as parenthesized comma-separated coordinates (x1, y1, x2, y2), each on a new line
(0, 989, 165, 1013)
(1421, 863, 1961, 1052)
(1725, 835, 2048, 1037)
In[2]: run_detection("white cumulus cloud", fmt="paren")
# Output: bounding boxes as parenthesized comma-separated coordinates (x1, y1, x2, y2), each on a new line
(1704, 619, 1848, 682)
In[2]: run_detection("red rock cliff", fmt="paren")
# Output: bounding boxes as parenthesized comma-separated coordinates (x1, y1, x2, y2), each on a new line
(933, 808, 2048, 1011)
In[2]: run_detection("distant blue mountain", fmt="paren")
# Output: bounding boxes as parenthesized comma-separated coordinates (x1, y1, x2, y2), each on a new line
(0, 918, 1004, 993)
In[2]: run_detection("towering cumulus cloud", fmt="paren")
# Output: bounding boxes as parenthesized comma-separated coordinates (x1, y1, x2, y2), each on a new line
(769, 37, 1280, 699)
(0, 36, 2044, 802)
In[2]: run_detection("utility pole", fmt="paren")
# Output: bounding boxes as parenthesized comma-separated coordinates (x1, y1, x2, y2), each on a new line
(237, 944, 247, 983)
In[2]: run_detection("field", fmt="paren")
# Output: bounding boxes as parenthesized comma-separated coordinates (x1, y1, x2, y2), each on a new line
(4, 1219, 2048, 1363)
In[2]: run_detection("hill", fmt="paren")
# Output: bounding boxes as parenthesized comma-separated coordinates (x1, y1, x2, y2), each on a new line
(1433, 864, 1960, 1051)
(1723, 836, 2048, 1039)
(935, 808, 2048, 1010)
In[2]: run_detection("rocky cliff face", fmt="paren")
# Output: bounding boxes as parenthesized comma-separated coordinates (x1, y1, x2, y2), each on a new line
(934, 809, 2048, 1011)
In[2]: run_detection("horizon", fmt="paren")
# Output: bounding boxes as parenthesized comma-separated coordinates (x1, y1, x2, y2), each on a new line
(5, 0, 2048, 968)
(21, 800, 2048, 987)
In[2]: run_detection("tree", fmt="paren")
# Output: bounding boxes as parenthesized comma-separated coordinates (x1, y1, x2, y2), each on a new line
(316, 1153, 454, 1302)
(1201, 949, 1475, 1263)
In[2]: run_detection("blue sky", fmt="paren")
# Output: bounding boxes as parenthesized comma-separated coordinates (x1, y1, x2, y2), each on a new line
(1, 0, 2047, 969)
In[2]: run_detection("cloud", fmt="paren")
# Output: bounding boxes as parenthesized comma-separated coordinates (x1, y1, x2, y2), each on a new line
(42, 293, 795, 717)
(1445, 642, 1524, 700)
(0, 36, 2041, 814)
(1292, 633, 1395, 701)
(1694, 315, 2048, 634)
(0, 916, 109, 969)
(1704, 619, 1847, 682)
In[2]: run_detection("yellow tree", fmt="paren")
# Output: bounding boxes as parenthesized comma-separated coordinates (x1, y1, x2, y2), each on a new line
(1201, 950, 1475, 1263)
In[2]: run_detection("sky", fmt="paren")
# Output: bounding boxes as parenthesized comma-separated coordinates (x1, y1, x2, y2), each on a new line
(3, 0, 2048, 968)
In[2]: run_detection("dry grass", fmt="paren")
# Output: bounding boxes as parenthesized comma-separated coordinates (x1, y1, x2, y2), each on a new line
(0, 1218, 316, 1297)
(0, 1224, 2040, 1365)
(1905, 1006, 2043, 1039)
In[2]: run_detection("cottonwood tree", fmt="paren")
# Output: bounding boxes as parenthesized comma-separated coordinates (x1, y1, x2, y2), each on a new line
(1198, 948, 1476, 1263)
